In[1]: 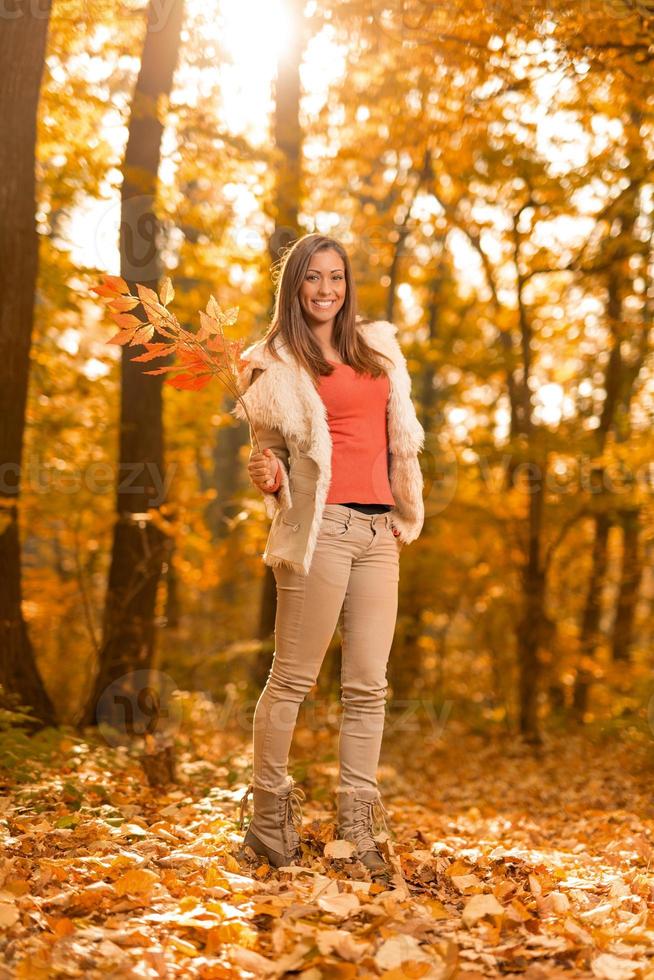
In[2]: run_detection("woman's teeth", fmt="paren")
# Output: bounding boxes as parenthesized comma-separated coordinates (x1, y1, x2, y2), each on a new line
(313, 300, 334, 307)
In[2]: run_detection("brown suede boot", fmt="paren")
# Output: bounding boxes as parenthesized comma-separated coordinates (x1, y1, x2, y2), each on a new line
(237, 776, 305, 868)
(336, 786, 392, 875)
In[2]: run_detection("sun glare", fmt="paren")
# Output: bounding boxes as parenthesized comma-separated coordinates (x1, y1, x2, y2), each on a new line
(219, 0, 296, 142)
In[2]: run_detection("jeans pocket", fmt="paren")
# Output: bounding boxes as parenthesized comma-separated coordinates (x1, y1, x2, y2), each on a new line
(321, 514, 350, 537)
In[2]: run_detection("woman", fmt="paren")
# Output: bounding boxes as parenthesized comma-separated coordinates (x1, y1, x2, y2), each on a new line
(233, 233, 425, 876)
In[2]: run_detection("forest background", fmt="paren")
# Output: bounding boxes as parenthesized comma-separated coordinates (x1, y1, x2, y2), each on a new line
(2, 0, 654, 751)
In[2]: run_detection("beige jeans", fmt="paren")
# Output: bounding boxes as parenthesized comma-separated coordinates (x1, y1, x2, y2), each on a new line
(252, 504, 401, 793)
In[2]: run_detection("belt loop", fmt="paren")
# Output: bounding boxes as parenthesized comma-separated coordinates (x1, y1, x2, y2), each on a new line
(345, 508, 352, 528)
(385, 513, 390, 529)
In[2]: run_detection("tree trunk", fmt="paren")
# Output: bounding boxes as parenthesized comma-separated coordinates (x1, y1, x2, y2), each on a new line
(516, 453, 547, 743)
(0, 6, 57, 725)
(573, 511, 610, 720)
(268, 0, 303, 264)
(611, 507, 641, 662)
(82, 0, 185, 729)
(205, 424, 245, 542)
(512, 211, 547, 744)
(252, 0, 305, 690)
(204, 422, 246, 620)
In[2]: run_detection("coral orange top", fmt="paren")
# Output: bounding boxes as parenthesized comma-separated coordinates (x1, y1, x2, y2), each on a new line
(267, 362, 395, 504)
(319, 361, 395, 504)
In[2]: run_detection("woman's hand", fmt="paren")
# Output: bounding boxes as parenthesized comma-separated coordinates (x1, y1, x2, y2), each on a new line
(248, 448, 279, 492)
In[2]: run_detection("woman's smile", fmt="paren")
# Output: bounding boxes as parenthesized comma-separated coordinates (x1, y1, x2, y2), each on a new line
(298, 248, 347, 325)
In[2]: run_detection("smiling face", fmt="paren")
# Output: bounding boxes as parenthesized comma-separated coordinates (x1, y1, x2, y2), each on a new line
(298, 248, 347, 328)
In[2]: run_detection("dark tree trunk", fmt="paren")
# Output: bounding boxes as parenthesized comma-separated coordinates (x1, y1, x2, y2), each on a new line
(516, 453, 547, 743)
(512, 211, 547, 744)
(205, 424, 245, 543)
(0, 6, 57, 725)
(82, 0, 185, 728)
(203, 422, 247, 621)
(573, 511, 610, 720)
(164, 546, 180, 630)
(611, 508, 641, 662)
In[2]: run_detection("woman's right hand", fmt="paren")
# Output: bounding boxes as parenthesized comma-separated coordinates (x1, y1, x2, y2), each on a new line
(248, 448, 279, 492)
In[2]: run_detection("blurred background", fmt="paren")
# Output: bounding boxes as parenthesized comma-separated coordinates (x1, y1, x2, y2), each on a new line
(2, 0, 654, 747)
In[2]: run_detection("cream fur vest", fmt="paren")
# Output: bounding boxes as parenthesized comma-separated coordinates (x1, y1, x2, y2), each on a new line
(230, 319, 425, 575)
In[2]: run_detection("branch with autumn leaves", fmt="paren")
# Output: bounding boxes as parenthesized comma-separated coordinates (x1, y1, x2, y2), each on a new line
(91, 274, 261, 452)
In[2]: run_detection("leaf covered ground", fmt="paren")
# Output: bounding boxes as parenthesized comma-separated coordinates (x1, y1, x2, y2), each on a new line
(1, 706, 653, 979)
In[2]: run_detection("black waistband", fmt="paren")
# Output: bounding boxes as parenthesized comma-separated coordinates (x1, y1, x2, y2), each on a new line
(339, 503, 392, 514)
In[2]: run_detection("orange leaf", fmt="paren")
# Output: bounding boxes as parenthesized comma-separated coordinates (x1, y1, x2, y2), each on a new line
(159, 277, 174, 306)
(108, 329, 138, 345)
(165, 372, 212, 390)
(110, 312, 142, 329)
(206, 295, 221, 319)
(197, 311, 218, 341)
(132, 324, 155, 344)
(136, 283, 160, 308)
(103, 275, 130, 294)
(222, 305, 239, 326)
(114, 869, 159, 897)
(91, 283, 120, 298)
(206, 335, 226, 352)
(144, 301, 170, 321)
(109, 296, 140, 312)
(179, 348, 207, 367)
(188, 374, 213, 390)
(131, 343, 171, 362)
(142, 365, 183, 375)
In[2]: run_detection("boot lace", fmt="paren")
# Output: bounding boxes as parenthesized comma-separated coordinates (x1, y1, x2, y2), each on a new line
(277, 784, 305, 853)
(237, 783, 253, 831)
(237, 781, 306, 856)
(351, 795, 391, 854)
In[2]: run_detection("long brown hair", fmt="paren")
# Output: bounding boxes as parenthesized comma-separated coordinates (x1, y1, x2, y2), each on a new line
(260, 233, 393, 384)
